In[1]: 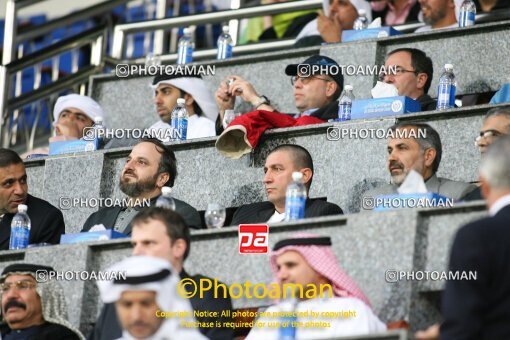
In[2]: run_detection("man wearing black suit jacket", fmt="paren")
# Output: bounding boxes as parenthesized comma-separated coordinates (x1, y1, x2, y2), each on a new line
(88, 207, 234, 340)
(232, 144, 342, 225)
(441, 135, 510, 339)
(0, 149, 64, 249)
(81, 138, 201, 232)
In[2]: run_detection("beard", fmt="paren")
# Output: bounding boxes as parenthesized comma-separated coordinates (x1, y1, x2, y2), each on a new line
(119, 172, 159, 197)
(422, 5, 447, 26)
(389, 159, 425, 186)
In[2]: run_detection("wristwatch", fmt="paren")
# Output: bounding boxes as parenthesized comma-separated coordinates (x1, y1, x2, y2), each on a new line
(253, 95, 271, 109)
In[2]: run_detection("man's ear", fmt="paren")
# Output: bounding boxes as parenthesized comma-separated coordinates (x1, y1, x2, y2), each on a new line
(416, 73, 428, 91)
(423, 148, 437, 169)
(156, 172, 170, 188)
(326, 81, 338, 99)
(183, 93, 195, 107)
(171, 239, 187, 260)
(301, 168, 313, 188)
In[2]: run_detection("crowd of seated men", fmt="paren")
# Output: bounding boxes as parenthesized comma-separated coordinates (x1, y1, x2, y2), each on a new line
(3, 1, 510, 338)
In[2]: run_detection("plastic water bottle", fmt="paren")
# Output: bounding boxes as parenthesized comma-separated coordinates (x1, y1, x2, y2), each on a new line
(458, 0, 476, 27)
(155, 187, 176, 211)
(278, 286, 298, 340)
(338, 85, 355, 121)
(9, 204, 31, 250)
(353, 9, 369, 30)
(93, 116, 105, 147)
(217, 26, 233, 60)
(284, 172, 307, 221)
(177, 28, 194, 65)
(171, 98, 188, 140)
(436, 64, 456, 110)
(145, 52, 161, 66)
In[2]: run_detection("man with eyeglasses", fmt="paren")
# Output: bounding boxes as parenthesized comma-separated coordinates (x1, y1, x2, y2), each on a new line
(0, 263, 84, 339)
(381, 48, 437, 111)
(215, 55, 343, 123)
(462, 106, 510, 201)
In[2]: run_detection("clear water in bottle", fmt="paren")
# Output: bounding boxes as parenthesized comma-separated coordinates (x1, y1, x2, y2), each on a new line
(177, 28, 194, 65)
(155, 187, 176, 211)
(436, 64, 456, 110)
(459, 0, 476, 27)
(338, 85, 355, 121)
(9, 204, 31, 250)
(284, 172, 307, 221)
(217, 26, 233, 60)
(92, 116, 105, 148)
(353, 9, 369, 30)
(171, 98, 188, 140)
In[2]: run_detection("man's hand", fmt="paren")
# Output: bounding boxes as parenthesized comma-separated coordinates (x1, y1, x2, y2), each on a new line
(317, 12, 342, 43)
(415, 323, 440, 340)
(54, 121, 82, 139)
(226, 76, 261, 105)
(215, 78, 236, 117)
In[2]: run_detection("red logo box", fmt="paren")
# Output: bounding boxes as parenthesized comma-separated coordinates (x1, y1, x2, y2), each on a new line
(238, 224, 269, 254)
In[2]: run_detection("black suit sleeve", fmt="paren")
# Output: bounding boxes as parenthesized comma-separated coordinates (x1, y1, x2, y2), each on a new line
(81, 211, 101, 232)
(87, 303, 122, 340)
(31, 206, 65, 245)
(440, 222, 490, 340)
(175, 200, 202, 229)
(231, 205, 248, 226)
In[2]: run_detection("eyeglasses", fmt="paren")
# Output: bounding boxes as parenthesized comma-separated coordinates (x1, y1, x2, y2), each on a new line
(290, 75, 331, 86)
(378, 67, 419, 81)
(475, 130, 503, 144)
(0, 280, 37, 293)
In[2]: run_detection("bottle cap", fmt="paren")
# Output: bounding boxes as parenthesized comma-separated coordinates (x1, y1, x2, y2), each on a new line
(292, 172, 303, 181)
(445, 63, 454, 70)
(183, 28, 191, 35)
(222, 26, 229, 33)
(161, 187, 172, 195)
(358, 9, 366, 16)
(177, 98, 186, 105)
(17, 204, 27, 213)
(94, 116, 103, 124)
(225, 109, 235, 116)
(344, 85, 353, 91)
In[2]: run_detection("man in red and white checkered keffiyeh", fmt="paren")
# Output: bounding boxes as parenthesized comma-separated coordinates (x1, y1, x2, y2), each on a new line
(269, 232, 372, 307)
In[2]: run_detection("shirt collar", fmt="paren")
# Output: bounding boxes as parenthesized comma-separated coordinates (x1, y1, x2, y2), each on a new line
(301, 108, 319, 116)
(489, 193, 510, 216)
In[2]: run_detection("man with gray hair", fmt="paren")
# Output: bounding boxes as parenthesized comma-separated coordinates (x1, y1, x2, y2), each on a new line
(0, 263, 84, 339)
(441, 135, 510, 339)
(362, 122, 475, 208)
(463, 106, 510, 201)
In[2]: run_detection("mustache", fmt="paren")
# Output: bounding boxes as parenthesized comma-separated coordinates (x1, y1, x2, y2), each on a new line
(123, 170, 137, 178)
(4, 299, 26, 311)
(389, 160, 404, 170)
(128, 320, 151, 329)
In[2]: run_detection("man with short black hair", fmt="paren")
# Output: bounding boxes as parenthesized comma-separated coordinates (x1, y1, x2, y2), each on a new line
(382, 48, 436, 111)
(0, 149, 65, 249)
(415, 0, 458, 32)
(82, 138, 201, 231)
(89, 208, 234, 340)
(0, 263, 84, 339)
(215, 55, 344, 123)
(362, 122, 475, 205)
(232, 144, 342, 224)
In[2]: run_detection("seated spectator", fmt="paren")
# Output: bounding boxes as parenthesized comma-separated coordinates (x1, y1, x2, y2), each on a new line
(0, 263, 84, 339)
(239, 0, 319, 44)
(295, 0, 372, 47)
(441, 135, 510, 339)
(0, 149, 64, 250)
(82, 138, 201, 231)
(463, 106, 510, 201)
(415, 0, 458, 32)
(371, 0, 421, 26)
(149, 73, 217, 139)
(97, 256, 207, 340)
(246, 233, 386, 339)
(215, 55, 343, 124)
(232, 144, 342, 225)
(89, 207, 234, 340)
(381, 48, 436, 111)
(22, 94, 105, 158)
(362, 122, 476, 206)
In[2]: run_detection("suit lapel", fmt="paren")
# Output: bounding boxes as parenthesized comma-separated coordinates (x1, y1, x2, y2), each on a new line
(0, 216, 12, 249)
(425, 174, 441, 193)
(256, 203, 276, 223)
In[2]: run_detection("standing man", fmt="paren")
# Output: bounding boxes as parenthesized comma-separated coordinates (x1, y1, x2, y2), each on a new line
(232, 144, 342, 224)
(0, 149, 65, 249)
(82, 138, 201, 231)
(441, 135, 510, 339)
